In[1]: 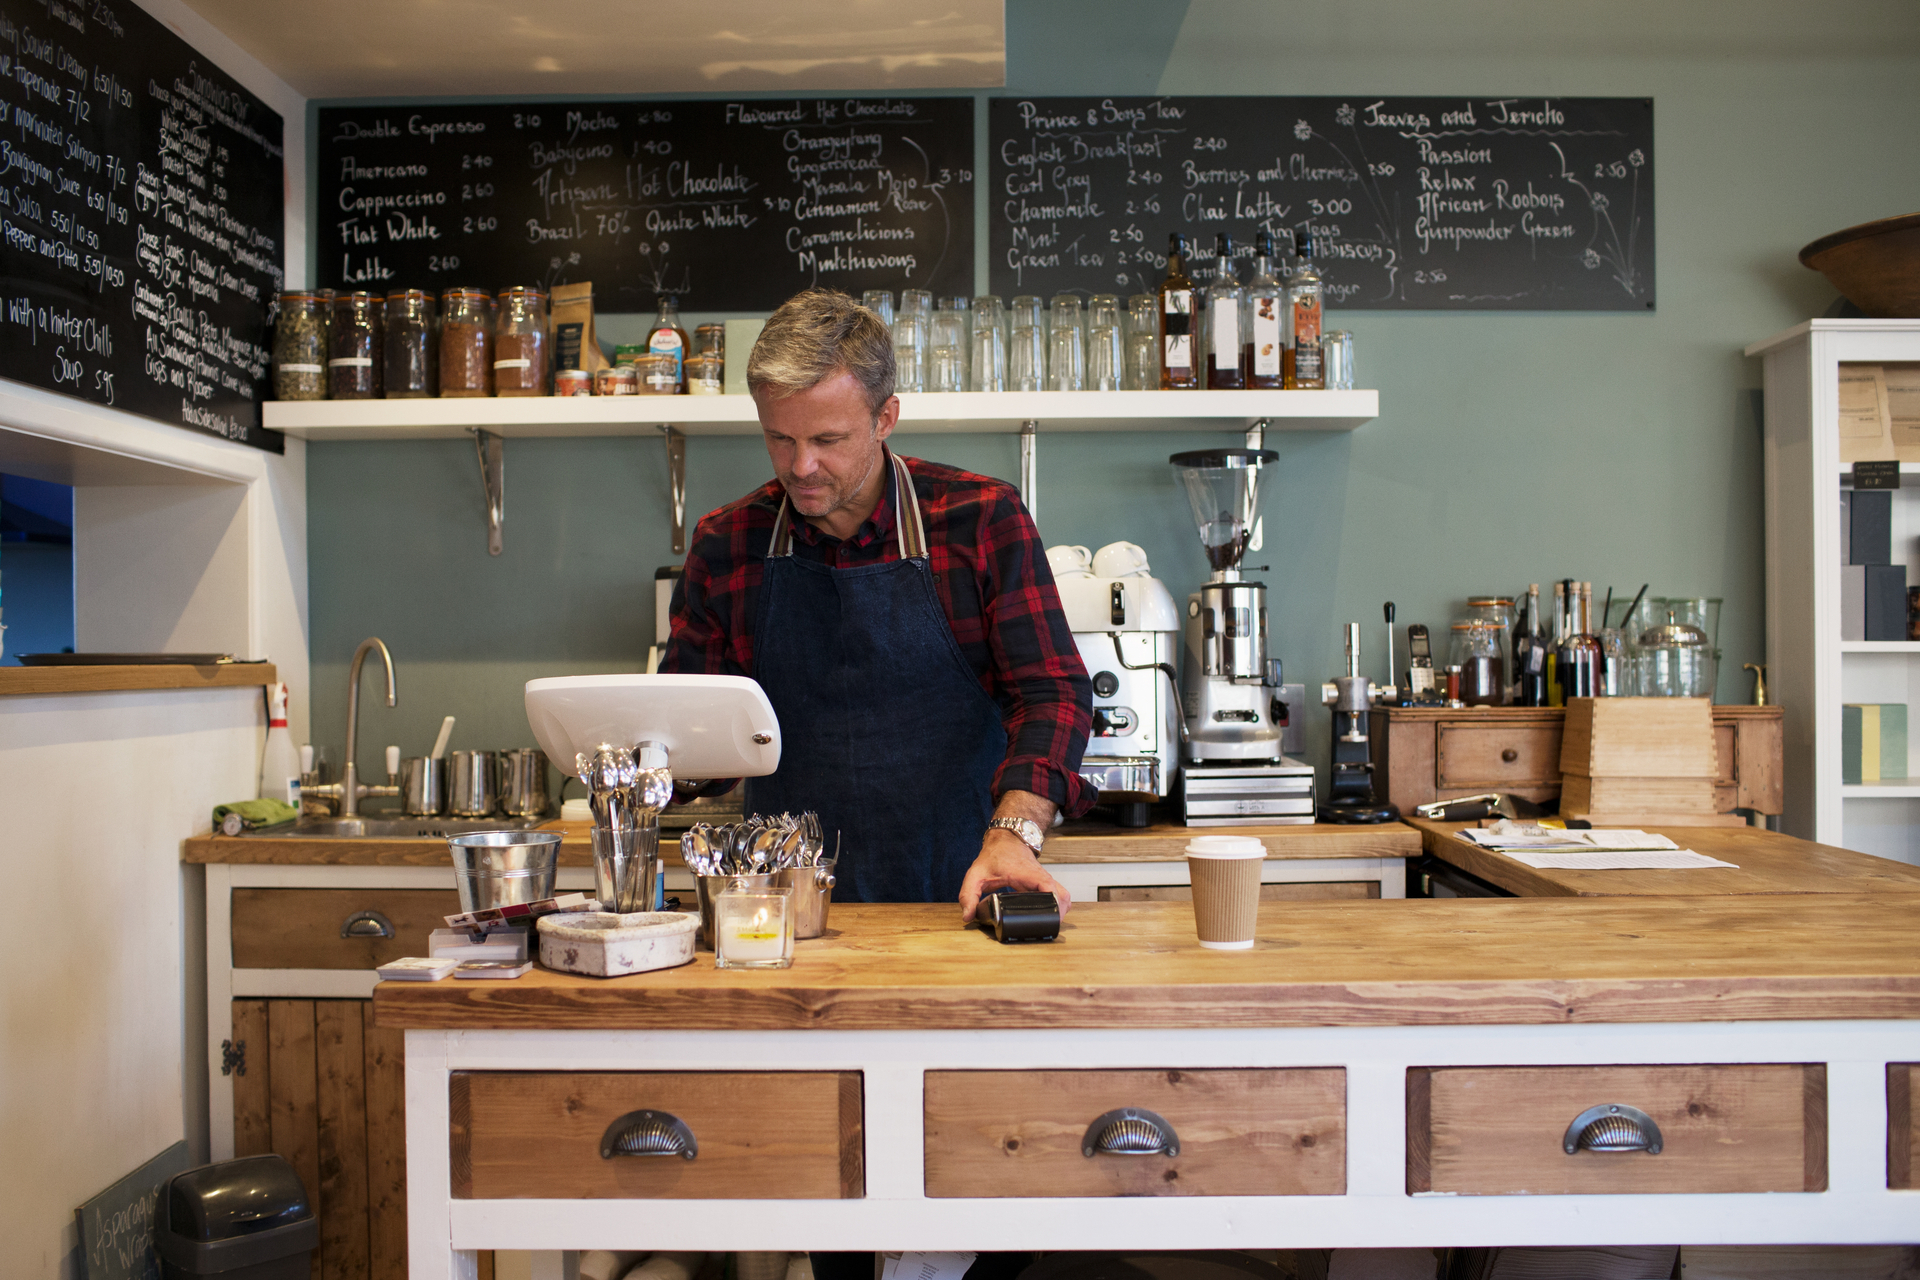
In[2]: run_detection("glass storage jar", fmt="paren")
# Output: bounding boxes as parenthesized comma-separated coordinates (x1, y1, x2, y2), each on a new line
(439, 288, 493, 396)
(685, 353, 724, 395)
(494, 286, 549, 396)
(1448, 620, 1505, 707)
(271, 291, 327, 401)
(383, 289, 436, 398)
(328, 291, 383, 399)
(1638, 611, 1716, 698)
(1463, 597, 1515, 704)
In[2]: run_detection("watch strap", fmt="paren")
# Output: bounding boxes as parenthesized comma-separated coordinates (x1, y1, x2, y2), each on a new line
(988, 815, 1046, 853)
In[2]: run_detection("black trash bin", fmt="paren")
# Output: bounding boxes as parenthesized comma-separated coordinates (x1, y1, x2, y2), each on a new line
(156, 1154, 319, 1280)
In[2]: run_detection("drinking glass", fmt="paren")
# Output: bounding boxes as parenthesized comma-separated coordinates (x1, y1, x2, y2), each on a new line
(1010, 295, 1046, 392)
(1323, 330, 1355, 390)
(893, 314, 927, 393)
(1127, 293, 1160, 390)
(860, 290, 895, 330)
(1088, 294, 1124, 391)
(970, 296, 1006, 392)
(930, 296, 970, 393)
(1048, 295, 1085, 392)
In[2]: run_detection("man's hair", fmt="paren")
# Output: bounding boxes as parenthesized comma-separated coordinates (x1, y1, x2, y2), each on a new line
(747, 288, 896, 416)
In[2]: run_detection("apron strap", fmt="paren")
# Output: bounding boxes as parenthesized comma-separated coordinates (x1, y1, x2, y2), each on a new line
(768, 452, 928, 559)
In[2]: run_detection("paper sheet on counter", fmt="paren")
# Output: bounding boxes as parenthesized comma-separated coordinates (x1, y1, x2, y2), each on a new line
(1499, 849, 1739, 870)
(1460, 827, 1678, 852)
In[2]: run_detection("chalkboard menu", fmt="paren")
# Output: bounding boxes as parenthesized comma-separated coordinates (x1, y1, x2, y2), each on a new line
(989, 96, 1654, 311)
(316, 98, 975, 311)
(0, 0, 283, 450)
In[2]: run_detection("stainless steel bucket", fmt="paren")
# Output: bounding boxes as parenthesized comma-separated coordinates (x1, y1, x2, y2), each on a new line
(448, 749, 499, 817)
(774, 862, 836, 939)
(499, 748, 550, 818)
(400, 756, 447, 816)
(448, 829, 561, 913)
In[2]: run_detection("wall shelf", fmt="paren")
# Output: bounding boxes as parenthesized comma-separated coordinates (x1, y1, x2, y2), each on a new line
(0, 662, 277, 697)
(1840, 641, 1920, 653)
(263, 389, 1379, 441)
(1841, 779, 1920, 798)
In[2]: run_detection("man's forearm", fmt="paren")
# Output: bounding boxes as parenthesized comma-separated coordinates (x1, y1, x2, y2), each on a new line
(992, 788, 1057, 829)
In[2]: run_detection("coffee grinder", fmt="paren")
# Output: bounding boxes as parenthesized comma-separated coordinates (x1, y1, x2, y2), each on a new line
(1171, 449, 1315, 825)
(1318, 621, 1398, 823)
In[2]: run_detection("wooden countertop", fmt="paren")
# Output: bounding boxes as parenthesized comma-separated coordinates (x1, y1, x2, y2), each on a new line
(0, 662, 276, 696)
(1410, 818, 1920, 897)
(374, 895, 1920, 1032)
(182, 819, 1420, 866)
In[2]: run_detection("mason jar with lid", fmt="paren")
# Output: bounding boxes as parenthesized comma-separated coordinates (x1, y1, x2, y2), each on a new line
(1449, 621, 1504, 706)
(439, 288, 493, 396)
(494, 286, 549, 396)
(271, 292, 327, 400)
(1463, 596, 1516, 702)
(384, 289, 437, 398)
(328, 291, 383, 399)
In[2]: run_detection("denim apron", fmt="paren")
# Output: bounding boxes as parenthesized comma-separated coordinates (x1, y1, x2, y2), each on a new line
(743, 453, 1008, 903)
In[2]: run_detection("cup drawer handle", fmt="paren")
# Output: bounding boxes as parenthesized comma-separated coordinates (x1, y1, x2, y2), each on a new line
(341, 910, 395, 939)
(1501, 748, 1519, 763)
(601, 1109, 699, 1161)
(1563, 1104, 1664, 1155)
(1082, 1107, 1180, 1158)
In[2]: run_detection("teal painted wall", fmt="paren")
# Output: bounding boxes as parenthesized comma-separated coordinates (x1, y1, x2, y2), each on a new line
(306, 0, 1920, 791)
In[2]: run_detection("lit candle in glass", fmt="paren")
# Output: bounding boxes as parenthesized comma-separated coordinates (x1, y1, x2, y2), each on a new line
(714, 887, 793, 969)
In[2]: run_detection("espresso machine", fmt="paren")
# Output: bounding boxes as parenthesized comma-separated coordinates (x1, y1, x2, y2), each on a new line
(1171, 449, 1316, 825)
(1052, 541, 1182, 827)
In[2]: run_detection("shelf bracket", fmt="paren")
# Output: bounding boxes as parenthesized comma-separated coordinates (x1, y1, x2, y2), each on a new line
(1019, 419, 1039, 524)
(469, 428, 504, 557)
(1245, 418, 1269, 450)
(661, 425, 687, 554)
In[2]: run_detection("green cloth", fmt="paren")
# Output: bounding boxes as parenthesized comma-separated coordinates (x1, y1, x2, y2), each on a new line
(213, 798, 298, 831)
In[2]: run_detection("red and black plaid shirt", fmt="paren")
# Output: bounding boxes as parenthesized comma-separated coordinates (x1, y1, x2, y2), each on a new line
(662, 449, 1095, 815)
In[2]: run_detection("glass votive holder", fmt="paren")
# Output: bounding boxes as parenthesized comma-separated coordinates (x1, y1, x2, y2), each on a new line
(713, 884, 794, 969)
(1323, 330, 1355, 390)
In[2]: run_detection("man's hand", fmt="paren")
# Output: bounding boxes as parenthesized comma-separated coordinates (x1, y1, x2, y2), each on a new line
(958, 789, 1070, 922)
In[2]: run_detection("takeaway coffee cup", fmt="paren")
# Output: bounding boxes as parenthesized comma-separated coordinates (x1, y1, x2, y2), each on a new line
(1184, 835, 1266, 949)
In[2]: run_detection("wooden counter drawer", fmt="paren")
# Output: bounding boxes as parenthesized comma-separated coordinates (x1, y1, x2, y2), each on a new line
(231, 888, 460, 969)
(924, 1068, 1344, 1198)
(1892, 1063, 1918, 1190)
(452, 1071, 863, 1199)
(1434, 723, 1562, 789)
(1407, 1064, 1826, 1195)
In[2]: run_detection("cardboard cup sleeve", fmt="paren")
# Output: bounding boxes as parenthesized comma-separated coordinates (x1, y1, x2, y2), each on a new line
(1184, 835, 1266, 949)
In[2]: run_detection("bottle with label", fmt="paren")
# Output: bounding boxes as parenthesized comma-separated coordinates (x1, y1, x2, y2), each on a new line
(1157, 233, 1199, 390)
(1546, 580, 1567, 706)
(1514, 583, 1549, 707)
(1286, 232, 1324, 389)
(261, 682, 302, 804)
(1205, 234, 1245, 389)
(1562, 582, 1604, 700)
(647, 295, 690, 394)
(1245, 231, 1284, 389)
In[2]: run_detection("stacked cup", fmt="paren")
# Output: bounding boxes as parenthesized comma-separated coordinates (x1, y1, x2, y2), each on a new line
(1184, 835, 1266, 949)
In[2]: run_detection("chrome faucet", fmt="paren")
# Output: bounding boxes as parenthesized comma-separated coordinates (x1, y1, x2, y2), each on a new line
(305, 637, 402, 816)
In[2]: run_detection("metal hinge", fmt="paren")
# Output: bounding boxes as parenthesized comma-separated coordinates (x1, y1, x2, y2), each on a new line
(221, 1039, 246, 1077)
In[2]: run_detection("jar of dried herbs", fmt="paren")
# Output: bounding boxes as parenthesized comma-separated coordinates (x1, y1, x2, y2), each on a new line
(439, 288, 493, 397)
(272, 292, 327, 400)
(384, 289, 437, 398)
(328, 291, 383, 399)
(494, 286, 549, 396)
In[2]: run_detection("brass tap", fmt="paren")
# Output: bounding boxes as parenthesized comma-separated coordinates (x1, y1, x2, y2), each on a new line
(1743, 662, 1768, 706)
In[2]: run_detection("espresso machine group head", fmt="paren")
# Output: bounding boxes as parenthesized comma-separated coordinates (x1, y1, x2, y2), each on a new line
(1171, 448, 1314, 824)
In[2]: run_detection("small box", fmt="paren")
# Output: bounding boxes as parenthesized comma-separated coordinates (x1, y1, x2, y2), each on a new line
(1844, 703, 1908, 784)
(1843, 565, 1867, 640)
(428, 927, 529, 962)
(723, 319, 766, 395)
(375, 956, 459, 982)
(1561, 697, 1717, 778)
(1849, 488, 1892, 564)
(1865, 563, 1908, 641)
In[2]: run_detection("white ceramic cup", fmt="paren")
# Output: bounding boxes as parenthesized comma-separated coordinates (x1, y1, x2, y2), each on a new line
(1047, 544, 1094, 578)
(1093, 540, 1151, 578)
(1184, 835, 1266, 950)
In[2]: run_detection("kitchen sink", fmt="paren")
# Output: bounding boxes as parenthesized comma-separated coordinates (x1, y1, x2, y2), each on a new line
(238, 815, 554, 839)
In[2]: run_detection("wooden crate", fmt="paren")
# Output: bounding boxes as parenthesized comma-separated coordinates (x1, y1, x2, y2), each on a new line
(1561, 773, 1717, 816)
(1561, 697, 1717, 778)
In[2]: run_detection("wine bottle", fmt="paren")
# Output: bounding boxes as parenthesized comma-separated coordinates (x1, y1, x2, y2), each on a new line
(1546, 580, 1566, 707)
(1515, 584, 1548, 707)
(1157, 233, 1199, 389)
(1563, 582, 1604, 700)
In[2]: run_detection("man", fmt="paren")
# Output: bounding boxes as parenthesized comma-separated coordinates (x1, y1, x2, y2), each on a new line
(661, 287, 1093, 920)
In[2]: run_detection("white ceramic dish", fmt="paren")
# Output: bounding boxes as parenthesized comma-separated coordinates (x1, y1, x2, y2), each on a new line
(537, 910, 698, 978)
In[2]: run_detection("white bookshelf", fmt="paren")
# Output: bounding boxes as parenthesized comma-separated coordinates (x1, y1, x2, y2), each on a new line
(263, 388, 1378, 440)
(1749, 319, 1920, 863)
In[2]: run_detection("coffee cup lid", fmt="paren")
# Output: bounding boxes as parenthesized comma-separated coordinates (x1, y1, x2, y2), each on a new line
(1184, 836, 1266, 859)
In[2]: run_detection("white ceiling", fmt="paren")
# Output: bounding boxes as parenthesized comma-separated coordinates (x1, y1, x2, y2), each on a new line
(179, 0, 1005, 99)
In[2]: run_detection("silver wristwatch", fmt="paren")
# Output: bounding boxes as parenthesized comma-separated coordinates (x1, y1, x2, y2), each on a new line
(987, 815, 1046, 854)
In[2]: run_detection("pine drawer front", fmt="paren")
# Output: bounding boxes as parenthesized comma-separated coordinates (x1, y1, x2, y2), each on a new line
(924, 1068, 1345, 1198)
(1407, 1064, 1826, 1195)
(452, 1071, 864, 1199)
(1891, 1063, 1917, 1190)
(1434, 723, 1562, 790)
(231, 887, 461, 969)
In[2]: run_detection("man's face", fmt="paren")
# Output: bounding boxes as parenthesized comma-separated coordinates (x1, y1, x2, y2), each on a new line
(757, 370, 899, 522)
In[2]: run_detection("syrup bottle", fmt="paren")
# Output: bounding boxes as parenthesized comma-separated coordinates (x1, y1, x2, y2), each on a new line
(1157, 233, 1199, 389)
(647, 295, 690, 394)
(1245, 230, 1284, 390)
(1205, 234, 1245, 389)
(1286, 231, 1324, 389)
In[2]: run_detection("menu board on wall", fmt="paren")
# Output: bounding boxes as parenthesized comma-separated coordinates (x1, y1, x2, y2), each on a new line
(989, 96, 1654, 311)
(315, 98, 975, 311)
(0, 0, 284, 450)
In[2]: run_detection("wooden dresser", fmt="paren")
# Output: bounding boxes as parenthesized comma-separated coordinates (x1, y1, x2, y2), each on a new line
(1369, 704, 1783, 819)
